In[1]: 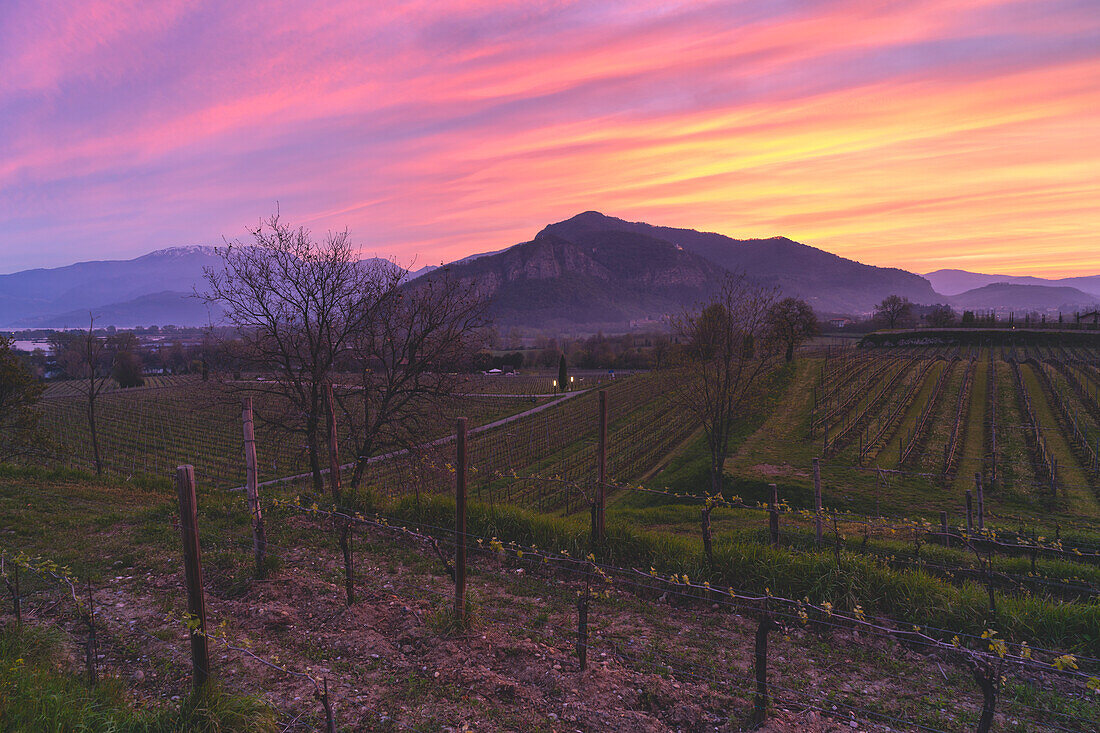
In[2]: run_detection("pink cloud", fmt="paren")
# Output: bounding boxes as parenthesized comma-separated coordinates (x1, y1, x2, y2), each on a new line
(0, 0, 1098, 277)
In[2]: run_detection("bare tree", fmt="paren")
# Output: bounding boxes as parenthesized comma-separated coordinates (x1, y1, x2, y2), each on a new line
(202, 212, 374, 492)
(765, 297, 818, 362)
(341, 272, 490, 489)
(875, 295, 913, 329)
(50, 317, 113, 474)
(672, 275, 782, 496)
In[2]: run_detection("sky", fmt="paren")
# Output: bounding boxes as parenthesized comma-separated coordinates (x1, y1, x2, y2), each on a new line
(1, 0, 1098, 277)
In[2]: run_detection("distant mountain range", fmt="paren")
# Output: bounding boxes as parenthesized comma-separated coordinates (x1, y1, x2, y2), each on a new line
(3, 213, 1097, 330)
(924, 269, 1100, 299)
(945, 283, 1100, 313)
(415, 212, 940, 328)
(0, 245, 224, 328)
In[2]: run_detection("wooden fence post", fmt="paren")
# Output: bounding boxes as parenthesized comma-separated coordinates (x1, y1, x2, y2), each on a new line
(701, 500, 715, 566)
(13, 564, 20, 624)
(176, 465, 210, 690)
(751, 611, 777, 726)
(768, 483, 780, 547)
(974, 473, 984, 531)
(241, 398, 267, 577)
(813, 459, 823, 546)
(940, 511, 950, 548)
(595, 390, 607, 544)
(455, 418, 468, 623)
(325, 383, 341, 500)
(965, 490, 973, 537)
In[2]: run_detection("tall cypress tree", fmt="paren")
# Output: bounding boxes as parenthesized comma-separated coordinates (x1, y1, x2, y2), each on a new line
(558, 353, 568, 392)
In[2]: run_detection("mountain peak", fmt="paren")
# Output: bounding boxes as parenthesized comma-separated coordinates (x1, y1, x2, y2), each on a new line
(533, 211, 938, 314)
(562, 210, 617, 224)
(144, 245, 219, 258)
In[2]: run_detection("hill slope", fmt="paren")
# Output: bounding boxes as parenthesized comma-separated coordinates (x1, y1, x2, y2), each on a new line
(948, 282, 1100, 312)
(18, 291, 224, 328)
(925, 269, 1100, 298)
(1, 249, 408, 328)
(13, 213, 1093, 330)
(422, 228, 728, 328)
(542, 212, 939, 313)
(0, 246, 222, 327)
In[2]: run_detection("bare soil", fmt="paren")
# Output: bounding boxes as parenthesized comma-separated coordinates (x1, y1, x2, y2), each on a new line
(19, 515, 1062, 733)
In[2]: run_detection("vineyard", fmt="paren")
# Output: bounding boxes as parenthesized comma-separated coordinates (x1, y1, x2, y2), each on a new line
(4, 343, 1100, 731)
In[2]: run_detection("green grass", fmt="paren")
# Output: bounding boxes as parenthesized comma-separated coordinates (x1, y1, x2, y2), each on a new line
(32, 384, 536, 491)
(951, 353, 988, 494)
(1, 459, 1095, 731)
(391, 493, 1100, 654)
(873, 359, 946, 469)
(0, 624, 276, 732)
(1021, 363, 1100, 517)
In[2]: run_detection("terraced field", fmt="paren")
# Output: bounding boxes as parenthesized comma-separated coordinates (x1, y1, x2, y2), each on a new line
(11, 341, 1100, 732)
(34, 380, 545, 488)
(719, 343, 1100, 530)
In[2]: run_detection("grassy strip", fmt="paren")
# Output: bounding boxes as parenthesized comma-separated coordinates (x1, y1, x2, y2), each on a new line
(919, 359, 967, 473)
(951, 353, 988, 494)
(874, 359, 947, 468)
(0, 624, 276, 732)
(725, 360, 818, 486)
(610, 501, 1100, 589)
(1021, 364, 1100, 517)
(638, 361, 801, 501)
(996, 356, 1042, 506)
(389, 494, 1100, 655)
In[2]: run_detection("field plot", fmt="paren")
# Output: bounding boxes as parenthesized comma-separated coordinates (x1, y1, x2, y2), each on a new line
(40, 373, 201, 398)
(34, 380, 545, 489)
(719, 344, 1100, 526)
(8, 343, 1100, 731)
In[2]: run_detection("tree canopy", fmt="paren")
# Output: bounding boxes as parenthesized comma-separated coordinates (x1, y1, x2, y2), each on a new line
(874, 295, 913, 329)
(0, 338, 45, 462)
(765, 297, 818, 361)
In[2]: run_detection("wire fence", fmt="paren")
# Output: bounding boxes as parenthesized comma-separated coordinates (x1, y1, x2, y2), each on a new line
(11, 344, 1100, 729)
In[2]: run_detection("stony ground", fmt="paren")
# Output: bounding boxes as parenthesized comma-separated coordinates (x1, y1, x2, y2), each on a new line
(16, 516, 1083, 733)
(3, 474, 1094, 732)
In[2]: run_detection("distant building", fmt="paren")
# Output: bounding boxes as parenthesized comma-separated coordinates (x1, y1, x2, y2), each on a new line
(828, 318, 852, 329)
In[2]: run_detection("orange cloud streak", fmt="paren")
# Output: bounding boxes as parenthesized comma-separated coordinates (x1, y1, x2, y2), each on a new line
(0, 0, 1097, 278)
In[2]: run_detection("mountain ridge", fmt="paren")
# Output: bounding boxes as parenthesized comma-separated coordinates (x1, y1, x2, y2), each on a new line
(539, 212, 939, 313)
(5, 213, 1095, 330)
(948, 282, 1100, 313)
(419, 227, 728, 329)
(925, 268, 1100, 298)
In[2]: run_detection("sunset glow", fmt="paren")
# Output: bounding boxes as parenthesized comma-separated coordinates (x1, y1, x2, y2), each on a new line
(1, 0, 1098, 276)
